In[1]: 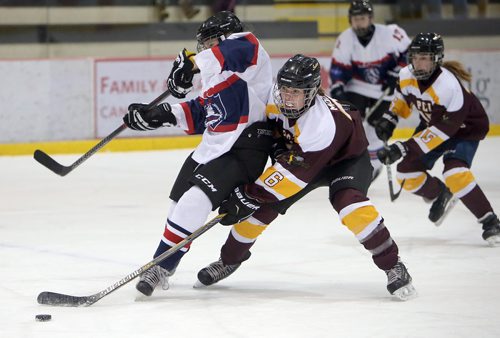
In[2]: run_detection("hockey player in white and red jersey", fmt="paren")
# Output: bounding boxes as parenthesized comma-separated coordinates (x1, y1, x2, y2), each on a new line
(330, 0, 410, 180)
(376, 33, 500, 245)
(122, 11, 275, 296)
(196, 54, 417, 301)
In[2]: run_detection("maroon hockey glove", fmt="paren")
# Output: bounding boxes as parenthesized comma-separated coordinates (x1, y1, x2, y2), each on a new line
(219, 186, 261, 225)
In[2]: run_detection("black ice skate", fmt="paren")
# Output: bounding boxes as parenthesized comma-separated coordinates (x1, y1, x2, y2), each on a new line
(136, 265, 174, 296)
(385, 259, 417, 301)
(429, 182, 456, 226)
(480, 212, 500, 246)
(194, 252, 251, 288)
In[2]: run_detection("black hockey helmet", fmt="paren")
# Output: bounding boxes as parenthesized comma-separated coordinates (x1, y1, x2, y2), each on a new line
(196, 11, 243, 52)
(348, 1, 374, 37)
(408, 32, 444, 80)
(273, 54, 321, 119)
(348, 0, 374, 17)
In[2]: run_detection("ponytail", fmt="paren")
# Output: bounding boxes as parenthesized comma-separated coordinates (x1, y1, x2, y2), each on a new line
(442, 60, 472, 83)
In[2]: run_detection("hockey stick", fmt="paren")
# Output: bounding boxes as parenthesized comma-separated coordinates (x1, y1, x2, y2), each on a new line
(365, 87, 391, 119)
(383, 141, 405, 202)
(37, 213, 225, 307)
(34, 89, 171, 177)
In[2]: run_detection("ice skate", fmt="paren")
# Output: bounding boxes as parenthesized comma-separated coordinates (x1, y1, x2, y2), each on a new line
(429, 183, 456, 225)
(480, 213, 500, 246)
(385, 259, 417, 301)
(194, 252, 251, 288)
(136, 265, 174, 296)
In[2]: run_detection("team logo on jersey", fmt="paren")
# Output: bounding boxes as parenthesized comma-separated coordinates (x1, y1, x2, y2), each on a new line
(364, 68, 381, 84)
(204, 93, 227, 130)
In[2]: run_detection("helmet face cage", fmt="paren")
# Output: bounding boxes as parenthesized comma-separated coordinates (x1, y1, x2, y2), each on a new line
(196, 11, 243, 53)
(408, 33, 444, 80)
(273, 54, 321, 119)
(348, 1, 374, 37)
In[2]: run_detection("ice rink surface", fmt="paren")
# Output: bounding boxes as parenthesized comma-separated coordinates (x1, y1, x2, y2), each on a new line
(1, 138, 500, 338)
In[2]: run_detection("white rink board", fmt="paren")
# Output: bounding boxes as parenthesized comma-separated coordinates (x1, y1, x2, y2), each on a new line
(1, 50, 499, 143)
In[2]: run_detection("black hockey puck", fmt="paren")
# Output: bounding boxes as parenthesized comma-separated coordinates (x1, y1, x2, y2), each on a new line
(35, 314, 52, 322)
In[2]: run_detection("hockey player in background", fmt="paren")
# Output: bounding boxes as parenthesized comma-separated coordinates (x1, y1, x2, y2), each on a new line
(329, 0, 410, 180)
(196, 54, 417, 301)
(376, 32, 500, 245)
(122, 11, 274, 297)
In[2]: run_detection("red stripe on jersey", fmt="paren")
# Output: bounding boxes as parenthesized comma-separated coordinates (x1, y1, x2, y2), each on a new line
(210, 115, 249, 132)
(331, 57, 352, 69)
(203, 74, 241, 97)
(163, 228, 192, 249)
(212, 46, 225, 68)
(180, 102, 195, 134)
(352, 54, 392, 67)
(244, 33, 259, 66)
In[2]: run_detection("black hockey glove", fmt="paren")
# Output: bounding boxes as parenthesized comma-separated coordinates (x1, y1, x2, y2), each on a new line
(123, 103, 176, 131)
(374, 111, 399, 142)
(330, 83, 348, 101)
(381, 70, 399, 96)
(219, 186, 261, 226)
(167, 48, 197, 99)
(377, 141, 408, 165)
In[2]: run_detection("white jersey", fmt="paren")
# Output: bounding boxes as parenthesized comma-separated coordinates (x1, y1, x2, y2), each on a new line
(171, 32, 273, 164)
(330, 23, 410, 100)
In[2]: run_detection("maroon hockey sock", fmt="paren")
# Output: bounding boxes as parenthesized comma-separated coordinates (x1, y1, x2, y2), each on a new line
(220, 233, 254, 266)
(361, 224, 399, 271)
(414, 174, 442, 200)
(459, 185, 493, 219)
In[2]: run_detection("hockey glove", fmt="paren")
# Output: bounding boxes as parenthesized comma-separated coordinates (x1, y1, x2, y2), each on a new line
(219, 186, 261, 226)
(377, 141, 408, 165)
(167, 48, 198, 99)
(381, 70, 399, 96)
(374, 111, 399, 142)
(123, 103, 176, 131)
(330, 83, 348, 101)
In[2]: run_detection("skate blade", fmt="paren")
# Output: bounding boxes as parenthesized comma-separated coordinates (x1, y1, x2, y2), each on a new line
(392, 283, 417, 301)
(434, 198, 458, 227)
(486, 234, 500, 247)
(193, 280, 208, 289)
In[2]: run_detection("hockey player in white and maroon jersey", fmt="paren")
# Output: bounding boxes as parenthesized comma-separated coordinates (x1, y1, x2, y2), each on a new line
(122, 11, 274, 296)
(329, 0, 410, 180)
(376, 32, 500, 245)
(196, 54, 417, 301)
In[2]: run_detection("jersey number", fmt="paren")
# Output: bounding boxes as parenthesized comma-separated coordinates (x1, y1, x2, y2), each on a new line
(263, 171, 284, 187)
(420, 129, 437, 143)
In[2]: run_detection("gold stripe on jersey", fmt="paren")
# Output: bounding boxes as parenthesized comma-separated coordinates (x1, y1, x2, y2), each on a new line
(391, 98, 412, 118)
(233, 219, 269, 241)
(399, 78, 419, 90)
(443, 167, 477, 198)
(257, 164, 306, 200)
(425, 86, 440, 105)
(413, 126, 449, 153)
(293, 123, 301, 143)
(396, 172, 427, 192)
(339, 201, 381, 240)
(265, 104, 280, 117)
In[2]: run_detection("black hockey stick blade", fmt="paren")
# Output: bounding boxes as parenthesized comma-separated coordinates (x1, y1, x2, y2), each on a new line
(37, 214, 225, 307)
(33, 89, 170, 177)
(34, 149, 72, 176)
(389, 179, 405, 202)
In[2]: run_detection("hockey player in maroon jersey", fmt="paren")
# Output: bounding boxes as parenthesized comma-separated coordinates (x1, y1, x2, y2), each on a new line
(329, 0, 410, 180)
(375, 32, 500, 245)
(122, 11, 274, 297)
(196, 54, 417, 301)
